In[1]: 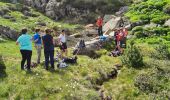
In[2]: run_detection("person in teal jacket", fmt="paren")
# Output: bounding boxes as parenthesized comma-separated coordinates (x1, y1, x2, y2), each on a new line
(16, 28, 32, 70)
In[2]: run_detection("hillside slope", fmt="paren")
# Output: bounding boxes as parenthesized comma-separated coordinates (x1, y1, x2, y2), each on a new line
(0, 2, 79, 40)
(0, 0, 170, 100)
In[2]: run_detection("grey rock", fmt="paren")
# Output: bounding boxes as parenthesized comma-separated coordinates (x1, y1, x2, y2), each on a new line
(116, 6, 129, 16)
(144, 23, 157, 28)
(164, 19, 170, 26)
(3, 15, 13, 19)
(0, 25, 18, 40)
(103, 17, 122, 32)
(36, 22, 46, 26)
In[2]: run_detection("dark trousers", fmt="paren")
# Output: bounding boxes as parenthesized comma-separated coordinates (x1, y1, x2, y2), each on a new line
(20, 50, 32, 70)
(44, 50, 54, 70)
(98, 26, 103, 36)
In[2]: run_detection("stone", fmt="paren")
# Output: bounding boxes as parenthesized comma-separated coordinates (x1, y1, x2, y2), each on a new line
(164, 19, 170, 26)
(103, 15, 116, 24)
(144, 23, 157, 28)
(0, 10, 4, 16)
(85, 24, 94, 29)
(23, 10, 32, 16)
(0, 25, 18, 40)
(103, 17, 122, 32)
(3, 15, 13, 19)
(36, 22, 47, 26)
(116, 6, 129, 16)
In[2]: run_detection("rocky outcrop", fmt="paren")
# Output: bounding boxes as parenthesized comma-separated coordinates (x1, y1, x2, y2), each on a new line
(20, 0, 125, 23)
(0, 25, 18, 40)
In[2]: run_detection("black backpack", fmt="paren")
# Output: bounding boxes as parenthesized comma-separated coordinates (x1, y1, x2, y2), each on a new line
(78, 39, 86, 48)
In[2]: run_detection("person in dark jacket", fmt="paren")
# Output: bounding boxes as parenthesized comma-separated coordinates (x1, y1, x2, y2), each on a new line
(42, 29, 54, 70)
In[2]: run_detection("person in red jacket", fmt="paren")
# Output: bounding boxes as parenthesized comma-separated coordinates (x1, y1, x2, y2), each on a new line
(96, 16, 103, 36)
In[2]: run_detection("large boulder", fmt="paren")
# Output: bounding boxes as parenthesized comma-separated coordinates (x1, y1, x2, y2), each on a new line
(103, 17, 123, 32)
(0, 25, 18, 40)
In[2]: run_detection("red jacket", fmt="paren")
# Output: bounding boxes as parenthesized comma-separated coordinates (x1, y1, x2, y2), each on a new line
(116, 33, 121, 41)
(96, 18, 103, 27)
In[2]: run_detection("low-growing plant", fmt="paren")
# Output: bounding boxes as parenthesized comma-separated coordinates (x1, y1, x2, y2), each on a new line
(121, 40, 144, 68)
(153, 44, 170, 60)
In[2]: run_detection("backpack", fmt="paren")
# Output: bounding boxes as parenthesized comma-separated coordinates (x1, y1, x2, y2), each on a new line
(57, 62, 68, 68)
(78, 39, 86, 48)
(63, 56, 78, 64)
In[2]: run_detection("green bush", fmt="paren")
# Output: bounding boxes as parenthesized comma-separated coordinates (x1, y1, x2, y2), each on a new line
(134, 31, 145, 38)
(132, 26, 144, 34)
(153, 44, 170, 60)
(121, 40, 144, 68)
(0, 55, 6, 78)
(163, 4, 170, 14)
(134, 60, 170, 99)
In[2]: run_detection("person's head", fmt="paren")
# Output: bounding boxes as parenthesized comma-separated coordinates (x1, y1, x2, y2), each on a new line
(98, 16, 101, 19)
(21, 28, 27, 34)
(45, 28, 51, 34)
(35, 28, 40, 33)
(124, 28, 128, 31)
(61, 30, 65, 35)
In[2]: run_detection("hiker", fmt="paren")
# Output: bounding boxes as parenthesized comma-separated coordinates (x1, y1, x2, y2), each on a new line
(33, 28, 42, 64)
(122, 28, 128, 48)
(16, 28, 32, 70)
(58, 30, 68, 58)
(119, 28, 125, 48)
(42, 29, 55, 70)
(109, 46, 121, 57)
(96, 16, 103, 36)
(115, 29, 123, 53)
(114, 29, 119, 46)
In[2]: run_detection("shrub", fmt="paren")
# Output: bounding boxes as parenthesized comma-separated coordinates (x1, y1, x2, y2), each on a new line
(134, 31, 144, 38)
(132, 26, 144, 34)
(163, 4, 170, 14)
(121, 40, 144, 68)
(153, 44, 170, 60)
(134, 60, 170, 99)
(0, 55, 6, 78)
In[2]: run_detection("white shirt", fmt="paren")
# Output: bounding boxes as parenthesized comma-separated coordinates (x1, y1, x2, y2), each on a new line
(59, 34, 66, 43)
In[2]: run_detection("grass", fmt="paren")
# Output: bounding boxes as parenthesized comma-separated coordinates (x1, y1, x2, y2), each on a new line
(1, 35, 170, 99)
(0, 40, 122, 99)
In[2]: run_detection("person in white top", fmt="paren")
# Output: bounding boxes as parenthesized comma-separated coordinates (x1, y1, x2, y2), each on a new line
(58, 30, 67, 58)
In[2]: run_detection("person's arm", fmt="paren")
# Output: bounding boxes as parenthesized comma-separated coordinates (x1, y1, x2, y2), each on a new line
(16, 37, 20, 45)
(52, 37, 55, 45)
(33, 35, 39, 43)
(16, 41, 19, 45)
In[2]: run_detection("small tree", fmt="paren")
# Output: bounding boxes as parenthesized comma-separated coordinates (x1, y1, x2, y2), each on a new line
(121, 40, 144, 68)
(0, 55, 7, 78)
